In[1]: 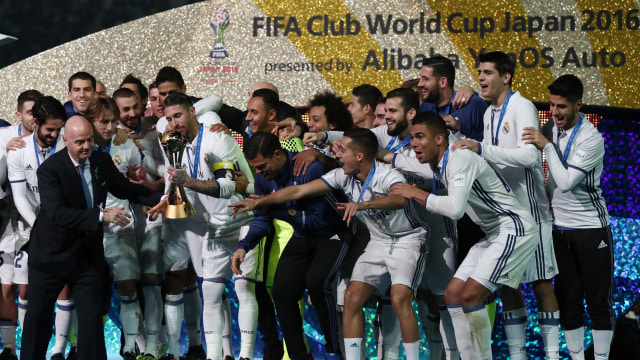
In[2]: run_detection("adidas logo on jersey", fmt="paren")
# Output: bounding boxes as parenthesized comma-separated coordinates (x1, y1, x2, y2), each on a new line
(25, 164, 33, 169)
(598, 240, 608, 249)
(501, 273, 510, 280)
(350, 343, 359, 348)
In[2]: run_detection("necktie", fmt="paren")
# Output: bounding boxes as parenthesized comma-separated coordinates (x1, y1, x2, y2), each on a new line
(40, 148, 47, 161)
(78, 164, 93, 208)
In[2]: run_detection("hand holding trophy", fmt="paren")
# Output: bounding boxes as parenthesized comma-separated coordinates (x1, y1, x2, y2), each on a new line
(159, 130, 195, 218)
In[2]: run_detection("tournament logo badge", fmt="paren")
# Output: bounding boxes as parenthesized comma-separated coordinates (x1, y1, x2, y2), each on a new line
(502, 121, 510, 134)
(209, 8, 230, 59)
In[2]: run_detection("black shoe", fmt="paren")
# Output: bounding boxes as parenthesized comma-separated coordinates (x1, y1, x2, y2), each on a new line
(123, 351, 138, 360)
(65, 347, 77, 360)
(180, 345, 206, 360)
(0, 349, 17, 360)
(224, 356, 235, 360)
(261, 341, 284, 360)
(49, 353, 65, 360)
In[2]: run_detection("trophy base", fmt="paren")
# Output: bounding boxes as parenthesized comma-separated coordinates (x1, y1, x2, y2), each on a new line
(163, 202, 195, 219)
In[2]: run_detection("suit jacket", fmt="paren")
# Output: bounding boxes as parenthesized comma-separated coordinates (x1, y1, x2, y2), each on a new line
(29, 148, 162, 277)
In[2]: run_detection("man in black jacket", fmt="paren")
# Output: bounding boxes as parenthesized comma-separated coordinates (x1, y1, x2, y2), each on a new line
(20, 116, 162, 360)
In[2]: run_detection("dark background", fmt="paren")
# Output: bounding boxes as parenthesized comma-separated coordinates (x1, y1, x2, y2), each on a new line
(0, 0, 205, 69)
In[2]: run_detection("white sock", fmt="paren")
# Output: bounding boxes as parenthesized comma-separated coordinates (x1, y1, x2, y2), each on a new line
(164, 293, 184, 357)
(563, 327, 585, 360)
(464, 304, 492, 360)
(446, 303, 473, 360)
(439, 305, 459, 360)
(235, 279, 258, 359)
(417, 300, 443, 360)
(0, 320, 17, 350)
(202, 280, 225, 360)
(344, 338, 362, 360)
(502, 308, 528, 360)
(380, 300, 401, 360)
(221, 292, 233, 358)
(17, 297, 27, 330)
(52, 299, 74, 354)
(120, 293, 142, 354)
(142, 282, 163, 356)
(538, 311, 560, 360)
(183, 283, 203, 348)
(592, 329, 613, 360)
(403, 340, 420, 360)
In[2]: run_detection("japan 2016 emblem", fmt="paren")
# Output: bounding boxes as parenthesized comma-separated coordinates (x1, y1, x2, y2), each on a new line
(209, 8, 230, 59)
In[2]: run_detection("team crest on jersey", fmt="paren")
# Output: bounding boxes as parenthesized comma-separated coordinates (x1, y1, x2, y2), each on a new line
(113, 154, 122, 166)
(502, 121, 510, 134)
(204, 153, 209, 163)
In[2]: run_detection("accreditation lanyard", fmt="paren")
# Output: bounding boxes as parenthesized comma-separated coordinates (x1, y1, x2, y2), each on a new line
(351, 161, 376, 203)
(432, 147, 449, 195)
(94, 139, 112, 154)
(133, 120, 143, 135)
(557, 114, 583, 167)
(385, 136, 411, 153)
(443, 91, 456, 115)
(189, 124, 204, 178)
(18, 124, 22, 136)
(490, 91, 514, 146)
(33, 134, 57, 168)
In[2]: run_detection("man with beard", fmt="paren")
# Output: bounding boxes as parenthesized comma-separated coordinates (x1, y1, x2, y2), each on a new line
(418, 56, 486, 142)
(4, 96, 65, 360)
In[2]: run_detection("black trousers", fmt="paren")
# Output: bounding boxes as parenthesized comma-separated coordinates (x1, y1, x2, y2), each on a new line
(20, 258, 107, 360)
(553, 226, 616, 330)
(271, 230, 353, 360)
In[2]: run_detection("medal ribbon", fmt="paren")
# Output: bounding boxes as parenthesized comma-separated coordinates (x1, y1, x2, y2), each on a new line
(33, 133, 57, 168)
(385, 136, 412, 153)
(558, 114, 584, 167)
(433, 147, 449, 194)
(190, 124, 204, 178)
(351, 161, 376, 203)
(491, 91, 514, 146)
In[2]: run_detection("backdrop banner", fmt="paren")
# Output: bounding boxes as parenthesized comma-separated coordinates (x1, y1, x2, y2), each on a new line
(0, 0, 638, 120)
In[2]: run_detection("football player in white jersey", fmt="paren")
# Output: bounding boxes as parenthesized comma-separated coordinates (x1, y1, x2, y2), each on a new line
(0, 90, 42, 355)
(453, 51, 560, 359)
(85, 96, 147, 360)
(523, 74, 615, 360)
(376, 88, 459, 360)
(113, 87, 165, 359)
(389, 112, 538, 360)
(149, 93, 258, 360)
(4, 96, 63, 360)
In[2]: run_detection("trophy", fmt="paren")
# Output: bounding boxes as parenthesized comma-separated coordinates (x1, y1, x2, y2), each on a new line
(160, 130, 195, 219)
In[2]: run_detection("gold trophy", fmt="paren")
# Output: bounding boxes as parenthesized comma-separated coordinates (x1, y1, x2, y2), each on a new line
(160, 130, 195, 219)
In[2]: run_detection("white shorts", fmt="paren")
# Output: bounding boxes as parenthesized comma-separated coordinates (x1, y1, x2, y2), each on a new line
(202, 225, 260, 281)
(134, 205, 163, 276)
(13, 250, 28, 285)
(104, 225, 144, 282)
(0, 215, 23, 285)
(420, 218, 457, 295)
(521, 221, 559, 282)
(162, 218, 208, 274)
(351, 239, 427, 295)
(454, 229, 537, 292)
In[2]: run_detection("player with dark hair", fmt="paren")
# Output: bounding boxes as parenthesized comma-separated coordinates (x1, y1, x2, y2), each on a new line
(454, 50, 560, 360)
(523, 74, 616, 360)
(389, 112, 537, 360)
(349, 84, 383, 129)
(230, 131, 364, 360)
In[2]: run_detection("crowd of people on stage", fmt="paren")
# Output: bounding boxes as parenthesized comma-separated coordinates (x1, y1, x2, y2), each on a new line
(0, 51, 617, 360)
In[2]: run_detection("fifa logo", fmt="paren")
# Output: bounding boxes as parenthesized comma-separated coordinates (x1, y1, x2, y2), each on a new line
(209, 8, 230, 59)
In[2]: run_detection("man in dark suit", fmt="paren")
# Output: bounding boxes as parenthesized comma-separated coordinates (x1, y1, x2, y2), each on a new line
(20, 116, 162, 360)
